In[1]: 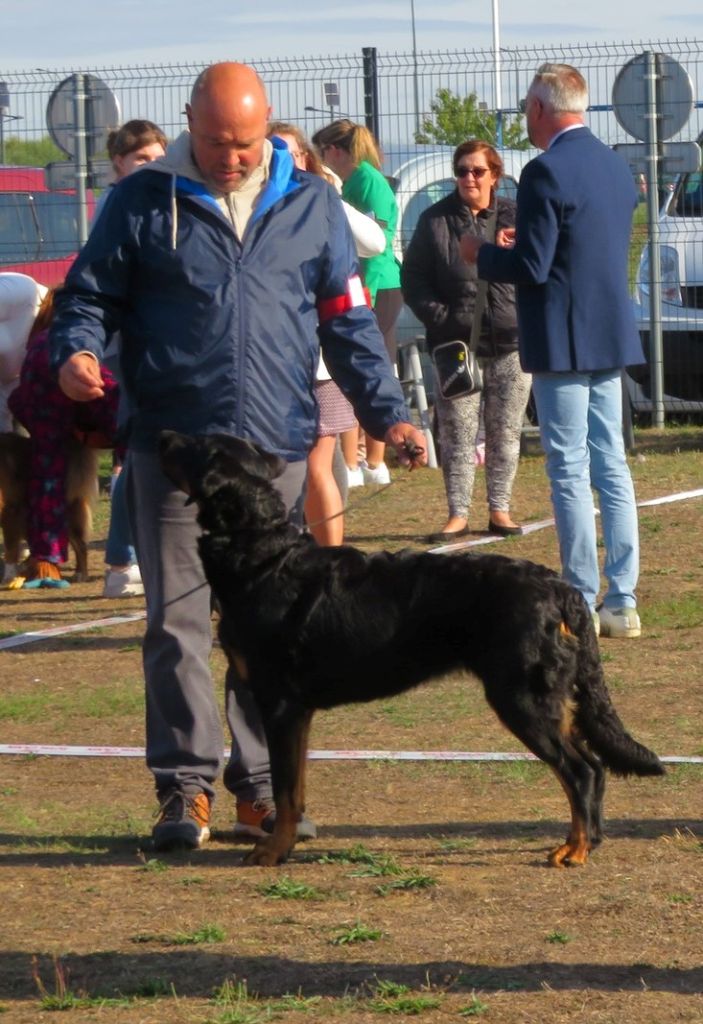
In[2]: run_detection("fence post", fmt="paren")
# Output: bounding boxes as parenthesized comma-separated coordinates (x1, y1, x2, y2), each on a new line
(71, 73, 89, 247)
(362, 47, 380, 143)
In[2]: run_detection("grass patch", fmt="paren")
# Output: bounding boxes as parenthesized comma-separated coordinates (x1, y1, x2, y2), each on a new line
(171, 923, 226, 945)
(133, 923, 226, 945)
(459, 994, 490, 1016)
(367, 980, 441, 1015)
(375, 870, 438, 895)
(646, 592, 703, 630)
(331, 920, 384, 945)
(256, 875, 323, 900)
(0, 680, 143, 723)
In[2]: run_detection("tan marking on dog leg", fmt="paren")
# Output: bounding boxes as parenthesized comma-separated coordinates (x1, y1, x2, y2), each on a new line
(547, 765, 591, 868)
(231, 654, 248, 682)
(559, 699, 577, 738)
(243, 711, 314, 867)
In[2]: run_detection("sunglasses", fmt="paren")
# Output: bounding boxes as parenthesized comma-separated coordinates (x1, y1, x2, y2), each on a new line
(456, 166, 489, 179)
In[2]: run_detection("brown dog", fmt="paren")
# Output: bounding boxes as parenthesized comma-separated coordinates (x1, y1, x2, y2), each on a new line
(0, 432, 99, 583)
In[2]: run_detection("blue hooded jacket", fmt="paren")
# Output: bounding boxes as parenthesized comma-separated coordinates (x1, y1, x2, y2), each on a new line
(50, 136, 409, 459)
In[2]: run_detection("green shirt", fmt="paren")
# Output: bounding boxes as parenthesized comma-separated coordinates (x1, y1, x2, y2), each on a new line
(342, 160, 401, 301)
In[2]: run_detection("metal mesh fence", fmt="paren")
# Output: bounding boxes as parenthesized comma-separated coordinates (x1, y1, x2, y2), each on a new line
(1, 37, 702, 418)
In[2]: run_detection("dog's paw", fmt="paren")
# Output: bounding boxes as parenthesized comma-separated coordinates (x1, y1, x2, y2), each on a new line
(242, 841, 291, 867)
(547, 840, 590, 868)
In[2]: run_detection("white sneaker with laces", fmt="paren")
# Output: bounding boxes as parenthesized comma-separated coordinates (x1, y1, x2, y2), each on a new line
(347, 465, 364, 488)
(103, 563, 144, 598)
(361, 460, 391, 485)
(597, 605, 641, 639)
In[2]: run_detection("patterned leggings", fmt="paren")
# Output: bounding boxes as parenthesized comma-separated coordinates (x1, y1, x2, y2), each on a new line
(435, 349, 532, 519)
(8, 329, 119, 564)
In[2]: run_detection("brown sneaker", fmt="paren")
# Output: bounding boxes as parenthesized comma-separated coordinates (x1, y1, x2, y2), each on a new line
(152, 790, 211, 851)
(233, 798, 317, 841)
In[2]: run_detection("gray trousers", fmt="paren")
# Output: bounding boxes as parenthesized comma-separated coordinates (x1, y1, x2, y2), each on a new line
(435, 350, 532, 519)
(126, 449, 307, 804)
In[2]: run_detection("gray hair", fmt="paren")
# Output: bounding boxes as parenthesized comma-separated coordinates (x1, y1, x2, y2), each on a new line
(529, 62, 588, 114)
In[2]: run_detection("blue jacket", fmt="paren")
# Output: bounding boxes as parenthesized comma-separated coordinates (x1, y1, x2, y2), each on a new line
(50, 137, 409, 458)
(477, 128, 644, 373)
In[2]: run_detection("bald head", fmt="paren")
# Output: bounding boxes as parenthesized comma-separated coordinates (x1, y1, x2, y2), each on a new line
(186, 62, 271, 192)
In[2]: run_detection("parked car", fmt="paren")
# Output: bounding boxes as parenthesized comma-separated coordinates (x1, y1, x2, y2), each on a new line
(0, 166, 94, 287)
(630, 136, 703, 417)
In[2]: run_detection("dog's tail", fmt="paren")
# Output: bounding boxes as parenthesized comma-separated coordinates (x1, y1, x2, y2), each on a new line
(561, 586, 665, 778)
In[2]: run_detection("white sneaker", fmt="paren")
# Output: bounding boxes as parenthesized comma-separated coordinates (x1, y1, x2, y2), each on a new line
(597, 605, 641, 639)
(361, 461, 391, 485)
(591, 610, 601, 637)
(347, 465, 364, 488)
(103, 563, 144, 598)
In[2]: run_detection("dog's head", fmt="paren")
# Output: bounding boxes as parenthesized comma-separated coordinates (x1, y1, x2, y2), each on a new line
(159, 431, 289, 534)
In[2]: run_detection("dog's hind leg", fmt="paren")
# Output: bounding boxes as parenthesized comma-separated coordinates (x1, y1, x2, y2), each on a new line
(545, 747, 597, 867)
(243, 702, 314, 867)
(577, 742, 606, 848)
(496, 705, 597, 867)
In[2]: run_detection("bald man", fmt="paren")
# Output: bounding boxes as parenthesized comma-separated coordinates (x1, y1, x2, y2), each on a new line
(51, 62, 426, 852)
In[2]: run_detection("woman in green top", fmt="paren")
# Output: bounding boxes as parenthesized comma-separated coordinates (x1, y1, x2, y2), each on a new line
(313, 119, 403, 486)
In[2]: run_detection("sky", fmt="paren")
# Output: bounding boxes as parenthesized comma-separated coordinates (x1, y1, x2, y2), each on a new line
(2, 0, 702, 71)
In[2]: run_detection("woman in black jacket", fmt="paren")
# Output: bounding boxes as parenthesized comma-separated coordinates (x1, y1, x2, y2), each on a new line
(401, 140, 532, 541)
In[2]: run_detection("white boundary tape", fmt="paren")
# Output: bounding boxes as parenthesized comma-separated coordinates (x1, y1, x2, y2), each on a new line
(2, 487, 702, 765)
(0, 612, 146, 651)
(0, 744, 700, 763)
(428, 486, 703, 554)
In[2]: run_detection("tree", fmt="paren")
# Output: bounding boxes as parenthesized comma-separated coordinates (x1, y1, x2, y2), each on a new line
(2, 135, 66, 166)
(415, 87, 529, 150)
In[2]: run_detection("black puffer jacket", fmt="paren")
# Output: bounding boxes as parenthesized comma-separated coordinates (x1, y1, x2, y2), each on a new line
(401, 191, 518, 357)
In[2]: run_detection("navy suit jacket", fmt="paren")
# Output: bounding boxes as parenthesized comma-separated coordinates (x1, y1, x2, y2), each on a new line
(478, 127, 644, 373)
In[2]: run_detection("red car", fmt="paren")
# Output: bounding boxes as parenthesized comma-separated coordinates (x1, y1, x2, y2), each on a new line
(0, 166, 94, 287)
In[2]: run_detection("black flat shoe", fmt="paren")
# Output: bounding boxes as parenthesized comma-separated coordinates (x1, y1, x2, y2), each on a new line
(425, 526, 471, 543)
(487, 520, 522, 537)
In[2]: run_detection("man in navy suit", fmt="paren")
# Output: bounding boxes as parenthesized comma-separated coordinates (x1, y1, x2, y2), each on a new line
(461, 63, 644, 639)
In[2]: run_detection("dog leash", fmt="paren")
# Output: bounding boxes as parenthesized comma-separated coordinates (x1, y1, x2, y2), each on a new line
(303, 441, 425, 534)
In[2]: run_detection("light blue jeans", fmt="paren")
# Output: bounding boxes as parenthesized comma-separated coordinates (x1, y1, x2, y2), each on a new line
(531, 370, 639, 612)
(105, 464, 137, 567)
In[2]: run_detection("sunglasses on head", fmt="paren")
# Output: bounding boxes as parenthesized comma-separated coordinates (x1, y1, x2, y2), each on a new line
(456, 166, 489, 179)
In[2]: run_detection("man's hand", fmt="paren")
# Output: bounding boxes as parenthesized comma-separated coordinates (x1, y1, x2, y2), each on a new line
(384, 422, 428, 470)
(459, 234, 484, 265)
(58, 352, 105, 401)
(497, 226, 516, 248)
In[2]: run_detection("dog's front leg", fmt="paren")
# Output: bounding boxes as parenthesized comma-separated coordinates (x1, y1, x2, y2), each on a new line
(243, 702, 313, 867)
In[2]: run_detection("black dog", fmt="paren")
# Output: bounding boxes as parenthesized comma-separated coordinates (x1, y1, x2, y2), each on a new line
(159, 430, 664, 868)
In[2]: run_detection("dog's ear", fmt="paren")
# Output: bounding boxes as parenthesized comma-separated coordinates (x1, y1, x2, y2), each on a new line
(242, 440, 287, 482)
(159, 430, 205, 498)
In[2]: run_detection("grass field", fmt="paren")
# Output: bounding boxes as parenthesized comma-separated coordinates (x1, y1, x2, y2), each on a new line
(0, 426, 701, 1023)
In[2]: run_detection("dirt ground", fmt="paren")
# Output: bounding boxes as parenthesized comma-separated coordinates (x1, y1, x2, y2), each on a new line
(0, 433, 701, 1023)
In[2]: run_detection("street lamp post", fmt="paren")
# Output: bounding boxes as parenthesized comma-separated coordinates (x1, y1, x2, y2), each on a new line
(491, 0, 503, 147)
(0, 82, 9, 165)
(410, 0, 420, 136)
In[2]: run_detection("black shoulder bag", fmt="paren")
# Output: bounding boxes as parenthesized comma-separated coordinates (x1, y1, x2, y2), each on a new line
(432, 206, 497, 400)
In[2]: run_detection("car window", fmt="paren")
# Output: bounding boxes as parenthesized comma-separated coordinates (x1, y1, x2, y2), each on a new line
(0, 192, 81, 265)
(400, 178, 455, 250)
(0, 194, 38, 263)
(672, 170, 703, 217)
(400, 174, 519, 253)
